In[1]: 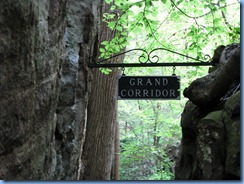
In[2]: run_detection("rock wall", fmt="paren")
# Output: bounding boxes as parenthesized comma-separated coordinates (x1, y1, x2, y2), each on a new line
(0, 0, 67, 179)
(54, 0, 101, 180)
(175, 44, 240, 180)
(0, 0, 102, 180)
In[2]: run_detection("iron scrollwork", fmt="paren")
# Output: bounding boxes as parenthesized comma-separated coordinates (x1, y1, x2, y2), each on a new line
(90, 47, 212, 68)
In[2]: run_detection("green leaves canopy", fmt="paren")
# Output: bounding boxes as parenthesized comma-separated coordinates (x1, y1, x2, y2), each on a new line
(102, 0, 240, 60)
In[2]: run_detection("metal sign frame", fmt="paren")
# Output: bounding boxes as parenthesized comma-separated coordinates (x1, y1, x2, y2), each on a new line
(88, 47, 212, 100)
(88, 48, 213, 68)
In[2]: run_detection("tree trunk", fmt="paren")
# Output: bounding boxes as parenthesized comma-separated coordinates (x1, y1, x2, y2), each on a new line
(80, 1, 125, 180)
(114, 121, 120, 180)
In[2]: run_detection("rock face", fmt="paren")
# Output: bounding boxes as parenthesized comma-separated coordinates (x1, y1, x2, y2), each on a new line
(0, 0, 102, 180)
(0, 0, 67, 179)
(54, 0, 101, 180)
(175, 44, 240, 180)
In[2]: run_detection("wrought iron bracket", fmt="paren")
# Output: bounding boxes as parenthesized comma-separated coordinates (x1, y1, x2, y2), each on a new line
(88, 48, 213, 68)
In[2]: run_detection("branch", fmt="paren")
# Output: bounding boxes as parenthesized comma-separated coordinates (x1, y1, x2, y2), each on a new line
(139, 8, 173, 49)
(110, 1, 144, 31)
(216, 0, 233, 31)
(169, 0, 195, 19)
(170, 0, 238, 19)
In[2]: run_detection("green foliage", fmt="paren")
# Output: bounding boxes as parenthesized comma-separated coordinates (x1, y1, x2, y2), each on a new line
(99, 68, 112, 74)
(101, 0, 240, 180)
(119, 100, 183, 180)
(118, 66, 209, 180)
(100, 0, 240, 62)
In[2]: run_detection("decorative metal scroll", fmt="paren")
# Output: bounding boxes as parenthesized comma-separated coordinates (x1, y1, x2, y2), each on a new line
(88, 48, 212, 68)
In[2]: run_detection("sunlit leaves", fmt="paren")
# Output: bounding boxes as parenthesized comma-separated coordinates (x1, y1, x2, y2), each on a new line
(119, 100, 182, 180)
(99, 68, 112, 74)
(145, 0, 152, 7)
(102, 0, 240, 62)
(107, 21, 116, 29)
(169, 11, 179, 20)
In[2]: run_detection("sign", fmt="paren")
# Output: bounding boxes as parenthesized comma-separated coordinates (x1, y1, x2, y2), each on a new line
(118, 75, 180, 100)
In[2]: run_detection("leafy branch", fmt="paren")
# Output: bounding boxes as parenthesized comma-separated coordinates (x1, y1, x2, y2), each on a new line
(100, 0, 240, 63)
(170, 0, 238, 19)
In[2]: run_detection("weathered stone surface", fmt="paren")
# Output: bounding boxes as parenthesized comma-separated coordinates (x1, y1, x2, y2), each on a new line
(183, 43, 240, 108)
(53, 0, 102, 180)
(0, 0, 102, 180)
(0, 0, 67, 179)
(175, 45, 240, 180)
(0, 0, 106, 180)
(175, 101, 199, 179)
(196, 111, 225, 179)
(176, 93, 240, 180)
(223, 92, 240, 179)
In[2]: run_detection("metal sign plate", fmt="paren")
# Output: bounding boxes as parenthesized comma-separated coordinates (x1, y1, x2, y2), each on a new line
(118, 75, 180, 100)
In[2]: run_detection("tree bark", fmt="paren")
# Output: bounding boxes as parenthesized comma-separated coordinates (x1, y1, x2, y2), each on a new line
(114, 121, 120, 180)
(80, 1, 125, 180)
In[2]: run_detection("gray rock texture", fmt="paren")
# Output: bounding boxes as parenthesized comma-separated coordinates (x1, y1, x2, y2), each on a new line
(175, 44, 240, 180)
(53, 0, 101, 180)
(0, 0, 102, 180)
(0, 0, 67, 179)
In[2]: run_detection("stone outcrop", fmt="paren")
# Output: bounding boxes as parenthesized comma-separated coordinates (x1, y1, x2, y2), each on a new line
(0, 0, 67, 179)
(175, 44, 240, 180)
(0, 0, 102, 180)
(53, 0, 101, 180)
